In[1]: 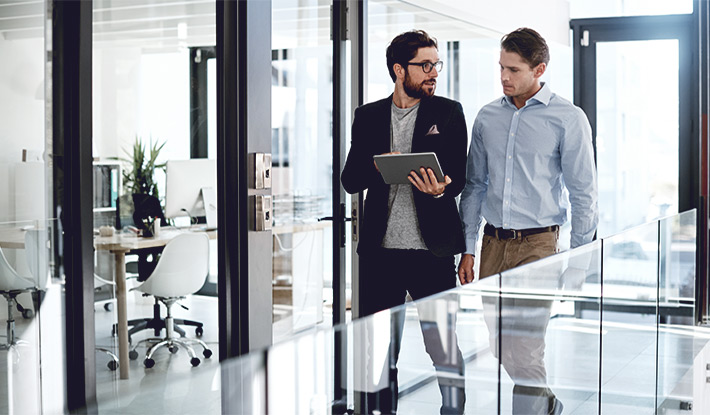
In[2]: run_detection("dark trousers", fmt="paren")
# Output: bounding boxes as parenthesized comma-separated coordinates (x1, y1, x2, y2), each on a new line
(357, 248, 465, 414)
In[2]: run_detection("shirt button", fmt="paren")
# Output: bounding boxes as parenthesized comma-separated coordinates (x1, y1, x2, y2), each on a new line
(514, 112, 519, 116)
(508, 155, 512, 159)
(505, 201, 509, 205)
(506, 178, 510, 182)
(504, 223, 509, 227)
(510, 133, 515, 136)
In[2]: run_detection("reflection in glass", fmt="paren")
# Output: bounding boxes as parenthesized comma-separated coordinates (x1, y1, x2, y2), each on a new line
(0, 0, 63, 411)
(494, 242, 602, 414)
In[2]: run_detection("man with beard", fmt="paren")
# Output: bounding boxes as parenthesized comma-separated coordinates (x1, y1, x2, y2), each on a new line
(342, 30, 467, 414)
(458, 28, 598, 414)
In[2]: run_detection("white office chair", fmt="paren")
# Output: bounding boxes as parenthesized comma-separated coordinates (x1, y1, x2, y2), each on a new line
(129, 232, 212, 368)
(0, 236, 37, 348)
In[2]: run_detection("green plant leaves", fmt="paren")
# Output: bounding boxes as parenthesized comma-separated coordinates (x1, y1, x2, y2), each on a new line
(121, 136, 166, 199)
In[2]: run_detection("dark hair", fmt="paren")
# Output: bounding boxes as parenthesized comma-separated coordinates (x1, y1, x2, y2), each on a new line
(386, 30, 438, 82)
(501, 28, 550, 68)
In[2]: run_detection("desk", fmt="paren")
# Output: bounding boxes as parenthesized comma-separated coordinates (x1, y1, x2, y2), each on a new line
(0, 227, 216, 380)
(95, 228, 216, 379)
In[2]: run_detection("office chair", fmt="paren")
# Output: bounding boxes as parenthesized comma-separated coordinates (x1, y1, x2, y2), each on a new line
(128, 232, 212, 368)
(0, 234, 38, 349)
(94, 272, 120, 371)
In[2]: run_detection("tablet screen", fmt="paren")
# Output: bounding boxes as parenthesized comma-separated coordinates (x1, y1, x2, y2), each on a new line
(373, 152, 445, 185)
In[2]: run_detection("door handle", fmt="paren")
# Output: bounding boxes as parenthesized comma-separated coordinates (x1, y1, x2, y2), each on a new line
(318, 216, 352, 222)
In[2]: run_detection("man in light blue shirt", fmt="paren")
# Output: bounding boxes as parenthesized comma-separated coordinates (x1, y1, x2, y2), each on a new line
(458, 28, 598, 415)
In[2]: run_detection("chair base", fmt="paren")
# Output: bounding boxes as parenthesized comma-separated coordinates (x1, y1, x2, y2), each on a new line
(129, 304, 212, 368)
(112, 300, 204, 343)
(96, 347, 119, 371)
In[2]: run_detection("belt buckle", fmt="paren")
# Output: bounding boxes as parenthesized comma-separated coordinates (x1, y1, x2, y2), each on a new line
(511, 229, 518, 239)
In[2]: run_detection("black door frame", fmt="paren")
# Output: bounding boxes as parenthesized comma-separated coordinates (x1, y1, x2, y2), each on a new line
(189, 46, 217, 159)
(571, 14, 703, 321)
(52, 0, 97, 411)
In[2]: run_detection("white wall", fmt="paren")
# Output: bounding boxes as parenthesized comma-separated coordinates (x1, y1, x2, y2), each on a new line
(409, 0, 571, 46)
(93, 47, 191, 171)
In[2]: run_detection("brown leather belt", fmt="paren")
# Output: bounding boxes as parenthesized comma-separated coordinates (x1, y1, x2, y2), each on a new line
(483, 223, 559, 240)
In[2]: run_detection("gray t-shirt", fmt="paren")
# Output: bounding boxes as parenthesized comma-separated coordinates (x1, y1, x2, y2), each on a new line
(382, 102, 427, 250)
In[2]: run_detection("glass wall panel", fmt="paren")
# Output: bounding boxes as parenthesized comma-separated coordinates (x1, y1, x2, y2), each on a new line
(0, 1, 65, 412)
(600, 222, 659, 412)
(91, 0, 218, 410)
(272, 0, 334, 341)
(459, 274, 503, 413)
(95, 212, 705, 415)
(656, 210, 696, 410)
(596, 40, 679, 238)
(498, 242, 602, 414)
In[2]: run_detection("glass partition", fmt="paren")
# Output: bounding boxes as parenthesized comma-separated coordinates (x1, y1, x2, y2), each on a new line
(90, 210, 706, 414)
(91, 0, 219, 408)
(657, 210, 696, 411)
(600, 221, 660, 412)
(0, 0, 66, 411)
(498, 241, 602, 414)
(0, 219, 61, 413)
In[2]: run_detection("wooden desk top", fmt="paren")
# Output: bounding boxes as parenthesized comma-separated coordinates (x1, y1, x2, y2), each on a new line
(0, 227, 216, 252)
(94, 228, 217, 252)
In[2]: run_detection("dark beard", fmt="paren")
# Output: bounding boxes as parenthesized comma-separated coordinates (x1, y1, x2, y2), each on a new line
(403, 70, 435, 99)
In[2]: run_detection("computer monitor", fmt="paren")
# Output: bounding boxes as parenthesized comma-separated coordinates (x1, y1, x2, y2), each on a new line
(165, 159, 217, 228)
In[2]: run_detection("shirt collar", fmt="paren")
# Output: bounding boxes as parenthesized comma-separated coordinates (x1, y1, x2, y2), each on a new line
(500, 82, 551, 108)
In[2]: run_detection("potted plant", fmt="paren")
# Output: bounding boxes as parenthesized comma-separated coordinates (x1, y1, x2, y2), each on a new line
(118, 136, 167, 236)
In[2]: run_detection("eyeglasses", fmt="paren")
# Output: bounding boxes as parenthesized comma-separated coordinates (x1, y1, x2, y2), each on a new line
(406, 60, 444, 73)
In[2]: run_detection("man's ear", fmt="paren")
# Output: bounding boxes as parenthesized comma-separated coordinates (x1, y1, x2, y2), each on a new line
(393, 63, 405, 80)
(533, 62, 547, 79)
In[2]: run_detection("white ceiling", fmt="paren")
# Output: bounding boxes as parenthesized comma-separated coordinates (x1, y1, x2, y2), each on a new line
(0, 0, 569, 48)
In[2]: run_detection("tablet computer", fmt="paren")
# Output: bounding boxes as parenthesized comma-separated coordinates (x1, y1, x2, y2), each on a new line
(373, 152, 445, 185)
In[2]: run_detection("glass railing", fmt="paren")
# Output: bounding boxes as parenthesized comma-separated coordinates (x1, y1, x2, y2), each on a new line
(96, 210, 706, 414)
(0, 219, 66, 414)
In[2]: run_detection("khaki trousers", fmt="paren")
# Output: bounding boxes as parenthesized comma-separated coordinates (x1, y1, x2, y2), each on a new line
(479, 230, 561, 414)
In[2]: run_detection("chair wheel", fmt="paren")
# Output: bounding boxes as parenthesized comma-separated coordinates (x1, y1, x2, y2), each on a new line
(169, 345, 179, 354)
(107, 360, 119, 371)
(129, 350, 139, 360)
(203, 349, 212, 359)
(144, 358, 155, 368)
(195, 327, 204, 337)
(104, 303, 113, 312)
(190, 357, 200, 367)
(21, 309, 34, 319)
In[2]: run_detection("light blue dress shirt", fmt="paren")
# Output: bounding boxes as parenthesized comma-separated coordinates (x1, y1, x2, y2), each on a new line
(459, 83, 598, 254)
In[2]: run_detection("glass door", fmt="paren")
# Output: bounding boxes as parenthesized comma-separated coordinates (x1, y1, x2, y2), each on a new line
(595, 39, 680, 237)
(271, 0, 335, 342)
(572, 15, 695, 238)
(572, 14, 697, 413)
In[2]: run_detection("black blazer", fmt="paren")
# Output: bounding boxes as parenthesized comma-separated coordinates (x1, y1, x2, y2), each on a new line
(341, 95, 468, 257)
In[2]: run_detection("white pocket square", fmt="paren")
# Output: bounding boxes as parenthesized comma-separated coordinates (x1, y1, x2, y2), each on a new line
(426, 124, 440, 135)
